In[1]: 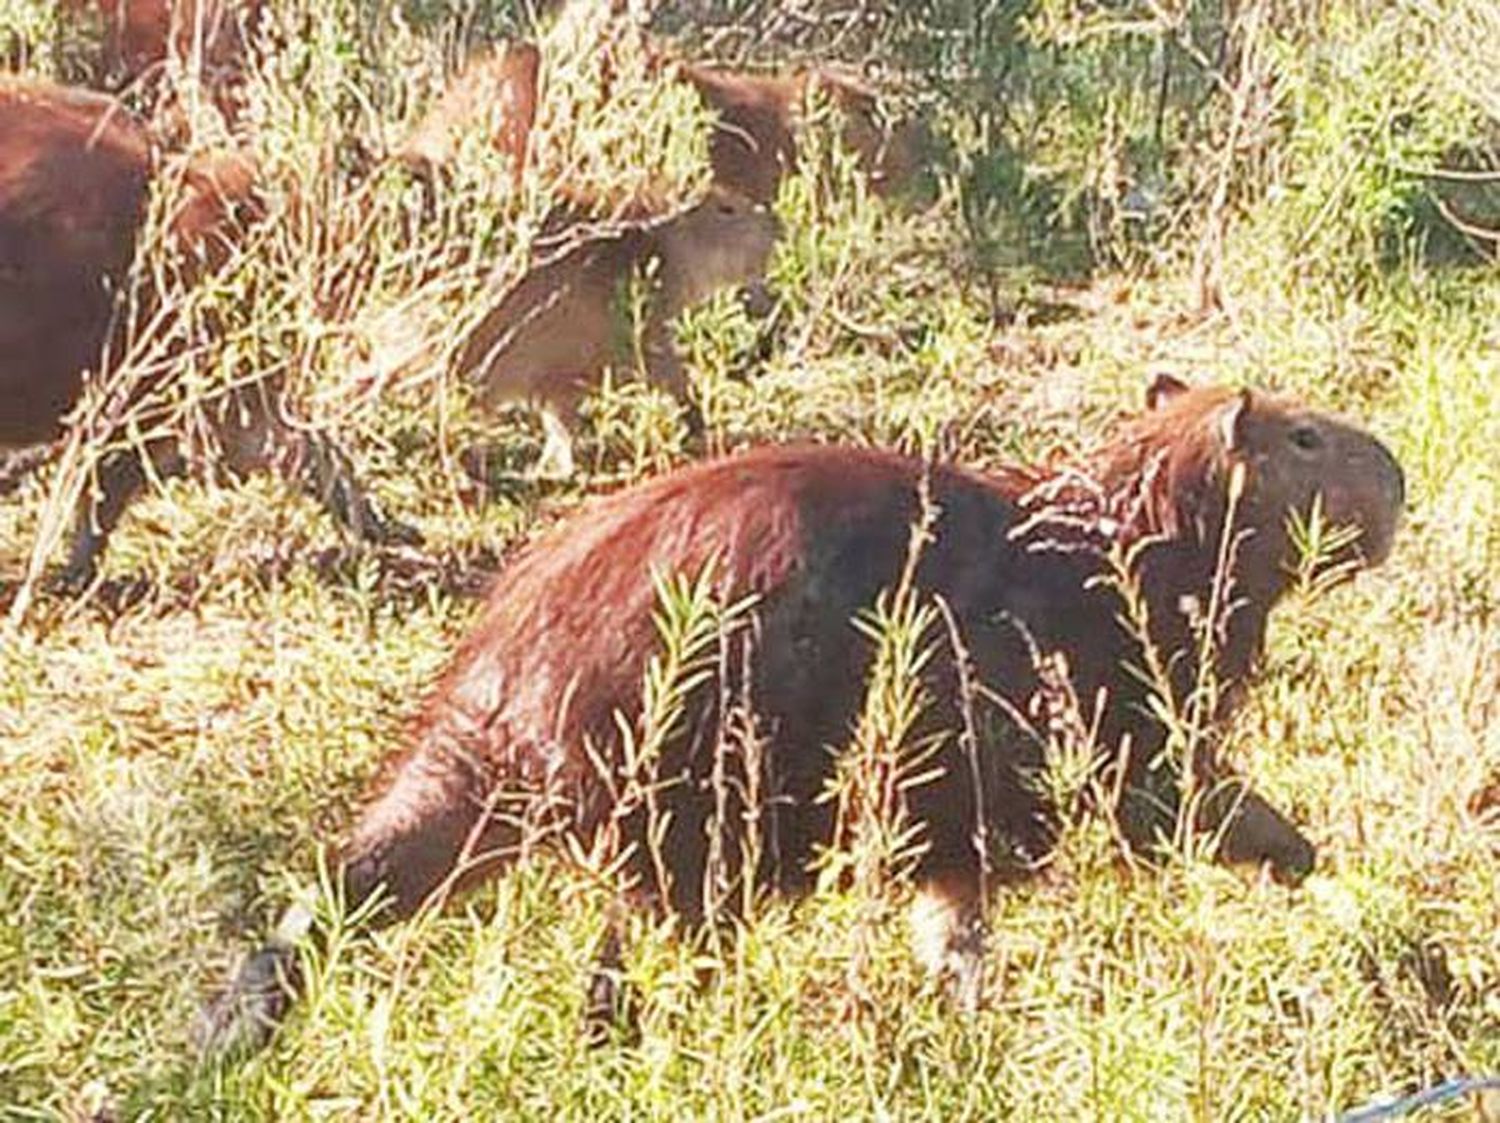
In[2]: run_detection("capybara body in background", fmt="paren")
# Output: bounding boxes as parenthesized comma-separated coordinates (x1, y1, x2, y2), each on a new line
(0, 78, 412, 586)
(201, 378, 1404, 1054)
(395, 41, 541, 194)
(678, 62, 928, 204)
(59, 0, 264, 128)
(454, 186, 781, 478)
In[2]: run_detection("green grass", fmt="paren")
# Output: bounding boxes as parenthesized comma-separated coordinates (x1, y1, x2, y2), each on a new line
(2, 0, 1499, 1118)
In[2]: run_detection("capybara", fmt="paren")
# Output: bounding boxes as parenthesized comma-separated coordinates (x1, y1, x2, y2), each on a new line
(395, 41, 541, 194)
(199, 376, 1404, 1055)
(677, 62, 928, 204)
(0, 78, 413, 587)
(59, 0, 263, 127)
(57, 0, 264, 139)
(454, 186, 781, 478)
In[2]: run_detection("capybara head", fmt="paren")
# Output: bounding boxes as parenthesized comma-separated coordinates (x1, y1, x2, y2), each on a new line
(676, 62, 799, 205)
(653, 186, 783, 312)
(1096, 374, 1405, 585)
(396, 40, 541, 190)
(677, 61, 932, 204)
(806, 69, 932, 200)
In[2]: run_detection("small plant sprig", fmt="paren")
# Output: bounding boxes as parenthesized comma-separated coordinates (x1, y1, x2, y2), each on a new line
(578, 557, 759, 917)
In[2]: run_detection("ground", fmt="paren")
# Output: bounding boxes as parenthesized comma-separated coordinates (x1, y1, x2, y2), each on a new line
(1, 0, 1498, 1118)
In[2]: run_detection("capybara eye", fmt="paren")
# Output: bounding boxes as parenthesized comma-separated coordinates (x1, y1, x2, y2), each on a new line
(1288, 424, 1323, 452)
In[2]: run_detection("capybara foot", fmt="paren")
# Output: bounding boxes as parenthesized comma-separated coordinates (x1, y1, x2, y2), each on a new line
(582, 963, 641, 1047)
(1208, 780, 1317, 887)
(1268, 831, 1317, 887)
(910, 874, 986, 1012)
(195, 942, 301, 1060)
(49, 557, 98, 597)
(583, 922, 641, 1047)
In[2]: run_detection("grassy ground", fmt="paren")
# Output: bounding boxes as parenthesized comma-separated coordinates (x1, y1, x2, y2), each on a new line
(2, 1, 1499, 1119)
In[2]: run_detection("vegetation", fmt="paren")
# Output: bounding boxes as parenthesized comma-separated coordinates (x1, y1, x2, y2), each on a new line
(1, 0, 1497, 1117)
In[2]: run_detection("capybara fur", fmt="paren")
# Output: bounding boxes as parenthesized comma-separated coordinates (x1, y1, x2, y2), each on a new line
(0, 77, 412, 587)
(676, 62, 929, 204)
(200, 377, 1404, 1054)
(59, 0, 264, 130)
(395, 41, 541, 194)
(454, 186, 781, 478)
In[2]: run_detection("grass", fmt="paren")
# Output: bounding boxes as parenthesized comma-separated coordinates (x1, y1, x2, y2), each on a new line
(2, 0, 1500, 1118)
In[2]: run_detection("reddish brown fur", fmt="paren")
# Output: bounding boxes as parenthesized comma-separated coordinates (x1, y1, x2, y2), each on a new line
(59, 0, 264, 127)
(0, 78, 254, 446)
(60, 0, 261, 81)
(202, 380, 1404, 1053)
(395, 41, 541, 193)
(675, 61, 928, 204)
(0, 77, 410, 584)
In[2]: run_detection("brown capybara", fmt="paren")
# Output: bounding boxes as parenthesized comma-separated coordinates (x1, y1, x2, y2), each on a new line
(59, 0, 261, 86)
(676, 62, 929, 204)
(0, 77, 413, 587)
(59, 0, 264, 128)
(454, 186, 782, 478)
(395, 41, 541, 194)
(199, 376, 1404, 1055)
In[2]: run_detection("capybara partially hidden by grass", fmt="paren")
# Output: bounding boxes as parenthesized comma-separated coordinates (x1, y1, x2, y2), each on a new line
(58, 0, 264, 129)
(0, 77, 413, 587)
(200, 376, 1404, 1054)
(394, 41, 540, 194)
(454, 186, 781, 478)
(676, 62, 929, 204)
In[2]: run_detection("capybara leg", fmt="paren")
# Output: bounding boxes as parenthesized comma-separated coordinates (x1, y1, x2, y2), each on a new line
(682, 400, 707, 445)
(1200, 776, 1316, 886)
(59, 445, 186, 590)
(1117, 766, 1316, 886)
(909, 867, 986, 1012)
(338, 751, 525, 922)
(533, 406, 577, 481)
(583, 896, 644, 1047)
(269, 427, 422, 548)
(642, 332, 706, 444)
(194, 902, 312, 1060)
(650, 330, 691, 398)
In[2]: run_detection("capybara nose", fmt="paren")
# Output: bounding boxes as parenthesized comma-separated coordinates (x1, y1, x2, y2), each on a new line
(1272, 833, 1317, 887)
(740, 280, 776, 318)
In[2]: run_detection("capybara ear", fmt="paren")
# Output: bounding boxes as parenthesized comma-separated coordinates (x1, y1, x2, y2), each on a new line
(1217, 388, 1255, 452)
(1145, 372, 1190, 410)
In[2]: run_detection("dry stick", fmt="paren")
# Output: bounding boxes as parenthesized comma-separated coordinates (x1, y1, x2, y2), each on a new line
(1170, 461, 1250, 865)
(1429, 192, 1500, 248)
(735, 617, 769, 921)
(706, 600, 735, 929)
(933, 594, 990, 919)
(1191, 0, 1265, 316)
